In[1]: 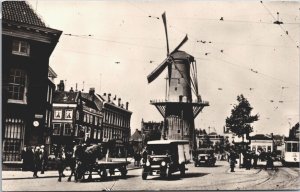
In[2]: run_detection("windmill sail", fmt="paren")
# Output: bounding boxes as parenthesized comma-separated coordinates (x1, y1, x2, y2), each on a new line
(147, 57, 171, 83)
(162, 12, 170, 55)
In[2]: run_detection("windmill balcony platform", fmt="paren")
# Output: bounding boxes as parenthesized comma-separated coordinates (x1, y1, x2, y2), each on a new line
(150, 99, 209, 106)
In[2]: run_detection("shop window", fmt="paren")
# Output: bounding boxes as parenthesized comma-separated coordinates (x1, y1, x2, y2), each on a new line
(64, 123, 72, 136)
(53, 123, 61, 135)
(12, 40, 30, 56)
(7, 69, 27, 103)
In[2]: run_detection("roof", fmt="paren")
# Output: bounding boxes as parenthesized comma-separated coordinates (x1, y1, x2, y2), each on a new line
(53, 91, 78, 104)
(130, 129, 142, 141)
(171, 50, 194, 61)
(147, 140, 189, 145)
(251, 134, 272, 140)
(2, 1, 46, 27)
(81, 93, 102, 111)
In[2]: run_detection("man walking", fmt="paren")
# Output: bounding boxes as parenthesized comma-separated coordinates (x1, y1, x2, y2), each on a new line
(229, 150, 237, 172)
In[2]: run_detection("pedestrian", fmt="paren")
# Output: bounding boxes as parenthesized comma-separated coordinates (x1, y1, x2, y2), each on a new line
(21, 146, 28, 171)
(265, 150, 274, 170)
(40, 145, 48, 174)
(252, 149, 258, 169)
(136, 152, 142, 167)
(33, 146, 41, 178)
(57, 146, 66, 182)
(229, 150, 237, 172)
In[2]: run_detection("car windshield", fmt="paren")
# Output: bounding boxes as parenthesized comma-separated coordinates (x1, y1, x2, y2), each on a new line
(147, 144, 177, 156)
(197, 149, 213, 154)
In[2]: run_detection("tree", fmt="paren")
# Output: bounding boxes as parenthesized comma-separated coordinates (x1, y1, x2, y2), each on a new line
(225, 94, 259, 142)
(144, 129, 161, 144)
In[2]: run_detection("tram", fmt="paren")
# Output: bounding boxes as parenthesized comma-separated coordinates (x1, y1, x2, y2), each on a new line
(282, 138, 300, 165)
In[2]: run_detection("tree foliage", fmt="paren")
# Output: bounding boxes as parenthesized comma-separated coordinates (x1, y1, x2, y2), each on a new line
(225, 94, 259, 139)
(144, 129, 161, 143)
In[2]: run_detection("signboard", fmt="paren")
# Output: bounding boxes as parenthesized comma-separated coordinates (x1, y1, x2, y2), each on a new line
(35, 114, 43, 119)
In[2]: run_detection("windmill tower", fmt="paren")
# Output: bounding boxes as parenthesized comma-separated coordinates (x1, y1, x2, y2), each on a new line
(147, 12, 209, 150)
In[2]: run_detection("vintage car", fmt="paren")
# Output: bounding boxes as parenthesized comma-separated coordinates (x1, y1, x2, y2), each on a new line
(193, 148, 216, 167)
(141, 140, 190, 180)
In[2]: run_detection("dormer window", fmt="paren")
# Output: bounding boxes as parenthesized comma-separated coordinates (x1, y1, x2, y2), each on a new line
(12, 40, 30, 56)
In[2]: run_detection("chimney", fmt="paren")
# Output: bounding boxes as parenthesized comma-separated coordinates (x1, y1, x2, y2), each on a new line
(118, 98, 121, 106)
(126, 102, 129, 110)
(108, 93, 111, 102)
(103, 93, 106, 96)
(57, 80, 65, 91)
(70, 87, 74, 93)
(89, 87, 95, 95)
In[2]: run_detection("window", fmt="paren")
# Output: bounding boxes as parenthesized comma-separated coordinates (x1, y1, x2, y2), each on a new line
(8, 69, 27, 102)
(76, 111, 80, 120)
(84, 114, 87, 122)
(47, 111, 51, 128)
(3, 118, 25, 161)
(65, 109, 73, 119)
(74, 124, 78, 137)
(177, 129, 181, 133)
(97, 130, 101, 140)
(45, 110, 49, 125)
(54, 110, 62, 119)
(95, 116, 98, 126)
(53, 123, 61, 135)
(89, 115, 93, 124)
(12, 40, 30, 56)
(93, 129, 97, 139)
(64, 123, 72, 136)
(292, 143, 299, 152)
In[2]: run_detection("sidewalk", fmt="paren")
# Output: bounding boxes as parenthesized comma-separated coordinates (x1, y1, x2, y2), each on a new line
(2, 170, 62, 180)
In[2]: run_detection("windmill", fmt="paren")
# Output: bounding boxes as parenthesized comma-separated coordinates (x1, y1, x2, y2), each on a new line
(147, 12, 209, 150)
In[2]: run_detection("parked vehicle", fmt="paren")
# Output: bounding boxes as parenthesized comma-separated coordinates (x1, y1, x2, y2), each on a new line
(141, 140, 190, 180)
(282, 139, 299, 166)
(193, 148, 216, 167)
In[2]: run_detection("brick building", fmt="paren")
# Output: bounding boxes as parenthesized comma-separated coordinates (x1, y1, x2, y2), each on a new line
(2, 1, 62, 166)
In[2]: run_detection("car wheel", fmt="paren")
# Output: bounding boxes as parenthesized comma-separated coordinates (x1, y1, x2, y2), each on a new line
(166, 167, 172, 178)
(180, 164, 185, 176)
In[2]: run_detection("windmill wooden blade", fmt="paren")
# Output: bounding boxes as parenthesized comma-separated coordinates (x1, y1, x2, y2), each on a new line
(162, 12, 170, 55)
(147, 57, 171, 83)
(170, 34, 188, 54)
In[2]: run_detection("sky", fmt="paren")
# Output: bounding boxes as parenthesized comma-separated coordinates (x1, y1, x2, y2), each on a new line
(28, 0, 299, 136)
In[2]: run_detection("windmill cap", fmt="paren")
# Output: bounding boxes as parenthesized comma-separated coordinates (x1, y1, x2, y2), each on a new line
(171, 51, 194, 61)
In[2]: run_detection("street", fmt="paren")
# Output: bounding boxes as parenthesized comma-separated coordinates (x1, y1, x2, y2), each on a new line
(2, 161, 299, 191)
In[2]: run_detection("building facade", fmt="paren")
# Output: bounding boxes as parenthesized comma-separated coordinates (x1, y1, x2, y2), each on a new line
(98, 93, 132, 157)
(2, 1, 62, 165)
(52, 82, 103, 149)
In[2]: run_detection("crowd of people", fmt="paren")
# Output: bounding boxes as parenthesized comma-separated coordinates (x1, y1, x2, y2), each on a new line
(21, 145, 48, 178)
(227, 148, 276, 172)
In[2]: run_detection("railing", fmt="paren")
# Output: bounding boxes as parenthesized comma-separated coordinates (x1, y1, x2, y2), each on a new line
(150, 99, 209, 105)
